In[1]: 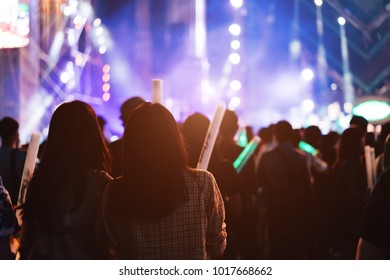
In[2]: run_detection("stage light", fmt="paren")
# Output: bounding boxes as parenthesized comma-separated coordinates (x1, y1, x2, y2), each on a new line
(344, 102, 353, 114)
(102, 73, 110, 83)
(338, 17, 346, 26)
(353, 101, 390, 122)
(102, 64, 111, 73)
(330, 83, 337, 91)
(60, 72, 71, 84)
(99, 46, 107, 54)
(102, 83, 110, 92)
(229, 24, 241, 36)
(98, 37, 105, 45)
(73, 15, 83, 26)
(230, 0, 243, 8)
(231, 40, 241, 50)
(314, 0, 323, 7)
(302, 99, 315, 112)
(289, 39, 301, 57)
(102, 92, 111, 102)
(228, 96, 241, 110)
(95, 26, 104, 36)
(93, 18, 102, 27)
(230, 80, 242, 91)
(301, 68, 314, 81)
(229, 53, 241, 64)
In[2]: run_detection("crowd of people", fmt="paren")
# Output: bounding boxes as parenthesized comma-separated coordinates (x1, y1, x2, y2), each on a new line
(0, 97, 389, 260)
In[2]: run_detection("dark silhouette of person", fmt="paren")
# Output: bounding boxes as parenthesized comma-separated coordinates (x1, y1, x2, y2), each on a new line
(109, 97, 145, 178)
(20, 101, 112, 259)
(102, 103, 226, 259)
(218, 109, 259, 259)
(257, 120, 313, 259)
(0, 117, 27, 206)
(0, 176, 20, 259)
(329, 127, 367, 259)
(357, 137, 390, 259)
(182, 113, 242, 259)
(350, 115, 368, 134)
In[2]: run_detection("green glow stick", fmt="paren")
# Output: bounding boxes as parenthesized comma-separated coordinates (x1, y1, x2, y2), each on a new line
(299, 141, 318, 156)
(233, 136, 260, 174)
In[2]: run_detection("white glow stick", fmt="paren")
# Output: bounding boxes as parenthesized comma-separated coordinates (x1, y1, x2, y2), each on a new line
(370, 147, 377, 184)
(364, 145, 373, 191)
(17, 132, 41, 206)
(152, 79, 163, 104)
(197, 103, 226, 170)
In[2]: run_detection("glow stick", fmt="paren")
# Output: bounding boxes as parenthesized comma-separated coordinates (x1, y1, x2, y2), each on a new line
(17, 132, 41, 206)
(364, 145, 373, 190)
(299, 141, 318, 156)
(197, 103, 226, 170)
(233, 136, 260, 174)
(152, 79, 163, 104)
(370, 147, 377, 184)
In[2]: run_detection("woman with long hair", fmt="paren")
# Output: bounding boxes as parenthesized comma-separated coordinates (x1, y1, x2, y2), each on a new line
(20, 101, 111, 259)
(102, 103, 226, 259)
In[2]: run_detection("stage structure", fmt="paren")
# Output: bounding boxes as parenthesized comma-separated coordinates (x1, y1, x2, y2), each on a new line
(0, 0, 106, 142)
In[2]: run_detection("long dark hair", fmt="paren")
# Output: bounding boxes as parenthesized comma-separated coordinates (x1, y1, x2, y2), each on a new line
(25, 101, 110, 227)
(110, 103, 188, 219)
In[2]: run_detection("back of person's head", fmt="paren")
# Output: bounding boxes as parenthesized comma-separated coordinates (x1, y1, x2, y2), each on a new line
(290, 129, 302, 148)
(304, 125, 322, 148)
(0, 117, 19, 147)
(338, 127, 364, 160)
(350, 115, 368, 133)
(118, 102, 188, 219)
(27, 101, 110, 224)
(42, 101, 110, 174)
(274, 120, 293, 143)
(120, 96, 145, 125)
(220, 110, 239, 138)
(182, 113, 210, 168)
(258, 126, 274, 144)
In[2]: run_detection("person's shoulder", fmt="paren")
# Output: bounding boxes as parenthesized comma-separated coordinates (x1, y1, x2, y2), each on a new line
(185, 168, 217, 187)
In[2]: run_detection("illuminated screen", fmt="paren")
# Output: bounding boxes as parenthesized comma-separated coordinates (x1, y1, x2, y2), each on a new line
(0, 0, 30, 48)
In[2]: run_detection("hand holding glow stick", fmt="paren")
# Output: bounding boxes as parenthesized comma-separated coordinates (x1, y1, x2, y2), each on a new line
(152, 79, 163, 104)
(197, 103, 226, 170)
(233, 136, 260, 174)
(17, 132, 41, 206)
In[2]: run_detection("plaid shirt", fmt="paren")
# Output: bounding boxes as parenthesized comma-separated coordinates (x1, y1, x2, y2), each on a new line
(102, 169, 226, 259)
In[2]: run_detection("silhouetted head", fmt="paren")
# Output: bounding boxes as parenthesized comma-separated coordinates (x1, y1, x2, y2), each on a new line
(0, 116, 20, 148)
(220, 110, 239, 139)
(304, 125, 322, 148)
(290, 129, 302, 148)
(274, 120, 293, 143)
(120, 96, 145, 126)
(338, 127, 364, 160)
(350, 115, 368, 133)
(42, 100, 110, 175)
(258, 126, 274, 144)
(182, 113, 210, 167)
